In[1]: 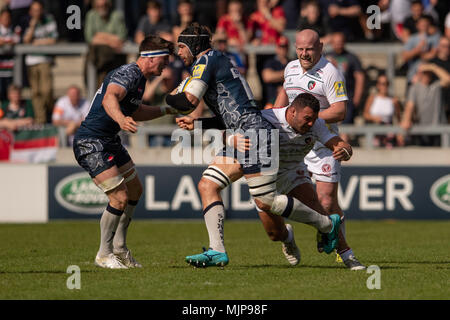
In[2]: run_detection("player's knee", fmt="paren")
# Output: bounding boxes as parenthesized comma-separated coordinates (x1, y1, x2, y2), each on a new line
(108, 187, 129, 211)
(254, 198, 272, 213)
(198, 178, 221, 197)
(199, 166, 231, 196)
(318, 194, 335, 214)
(247, 175, 278, 212)
(110, 196, 128, 211)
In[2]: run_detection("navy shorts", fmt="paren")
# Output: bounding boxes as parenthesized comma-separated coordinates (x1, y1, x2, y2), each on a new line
(73, 135, 132, 178)
(219, 121, 277, 175)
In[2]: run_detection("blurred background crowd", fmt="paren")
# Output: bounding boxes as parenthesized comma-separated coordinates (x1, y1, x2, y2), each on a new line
(0, 0, 449, 161)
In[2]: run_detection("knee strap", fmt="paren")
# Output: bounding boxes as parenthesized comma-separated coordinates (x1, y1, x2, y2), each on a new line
(123, 168, 137, 183)
(202, 166, 231, 189)
(98, 175, 124, 193)
(247, 174, 277, 206)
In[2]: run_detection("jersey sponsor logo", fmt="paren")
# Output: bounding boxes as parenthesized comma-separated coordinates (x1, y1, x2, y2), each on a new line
(54, 172, 109, 214)
(192, 64, 206, 79)
(308, 80, 316, 90)
(334, 81, 346, 97)
(429, 174, 450, 212)
(130, 97, 141, 105)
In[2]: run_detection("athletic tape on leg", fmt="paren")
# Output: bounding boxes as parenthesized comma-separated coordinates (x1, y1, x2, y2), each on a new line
(247, 174, 277, 207)
(123, 169, 137, 183)
(202, 166, 231, 189)
(98, 175, 124, 193)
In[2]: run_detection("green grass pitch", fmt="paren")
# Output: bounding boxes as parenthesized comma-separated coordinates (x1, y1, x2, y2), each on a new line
(0, 220, 448, 300)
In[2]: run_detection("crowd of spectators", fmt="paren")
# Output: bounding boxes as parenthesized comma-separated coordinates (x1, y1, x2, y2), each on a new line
(0, 0, 449, 154)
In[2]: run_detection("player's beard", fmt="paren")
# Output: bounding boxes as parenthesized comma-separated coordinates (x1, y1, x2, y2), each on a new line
(183, 55, 194, 67)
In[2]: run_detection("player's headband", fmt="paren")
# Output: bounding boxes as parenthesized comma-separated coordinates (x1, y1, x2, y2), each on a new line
(140, 49, 170, 57)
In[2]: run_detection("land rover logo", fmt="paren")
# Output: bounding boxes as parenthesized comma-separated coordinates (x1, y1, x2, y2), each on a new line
(55, 172, 108, 214)
(429, 174, 450, 212)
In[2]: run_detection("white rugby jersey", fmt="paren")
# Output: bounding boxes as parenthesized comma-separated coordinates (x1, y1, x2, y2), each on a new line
(262, 106, 336, 173)
(283, 56, 348, 149)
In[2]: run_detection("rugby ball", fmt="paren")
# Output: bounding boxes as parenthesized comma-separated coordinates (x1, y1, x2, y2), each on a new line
(175, 77, 195, 115)
(176, 77, 191, 93)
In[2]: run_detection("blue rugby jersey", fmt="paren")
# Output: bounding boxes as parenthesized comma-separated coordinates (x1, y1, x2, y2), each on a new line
(189, 50, 270, 131)
(76, 63, 146, 138)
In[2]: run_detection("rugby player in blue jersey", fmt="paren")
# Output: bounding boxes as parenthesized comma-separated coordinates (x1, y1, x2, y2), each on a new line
(166, 23, 343, 268)
(73, 36, 177, 269)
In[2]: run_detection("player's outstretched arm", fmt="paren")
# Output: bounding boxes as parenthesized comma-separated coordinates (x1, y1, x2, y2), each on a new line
(132, 104, 178, 122)
(166, 91, 200, 114)
(324, 136, 352, 161)
(103, 83, 138, 133)
(175, 116, 226, 131)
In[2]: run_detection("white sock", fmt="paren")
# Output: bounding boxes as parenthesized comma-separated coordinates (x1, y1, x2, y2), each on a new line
(113, 200, 138, 253)
(203, 201, 226, 253)
(275, 196, 332, 233)
(98, 204, 123, 257)
(339, 248, 353, 261)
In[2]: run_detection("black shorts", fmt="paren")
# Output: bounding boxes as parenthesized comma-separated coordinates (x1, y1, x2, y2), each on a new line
(73, 135, 132, 178)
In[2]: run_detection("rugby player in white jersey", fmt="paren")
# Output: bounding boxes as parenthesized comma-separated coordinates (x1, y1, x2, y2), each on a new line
(256, 93, 353, 265)
(273, 29, 365, 270)
(177, 93, 350, 266)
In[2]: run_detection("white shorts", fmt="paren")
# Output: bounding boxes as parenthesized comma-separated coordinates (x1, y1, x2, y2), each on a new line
(304, 147, 341, 183)
(276, 162, 312, 195)
(254, 163, 312, 212)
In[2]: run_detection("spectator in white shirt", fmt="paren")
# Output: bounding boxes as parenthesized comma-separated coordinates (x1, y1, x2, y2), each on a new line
(52, 85, 90, 146)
